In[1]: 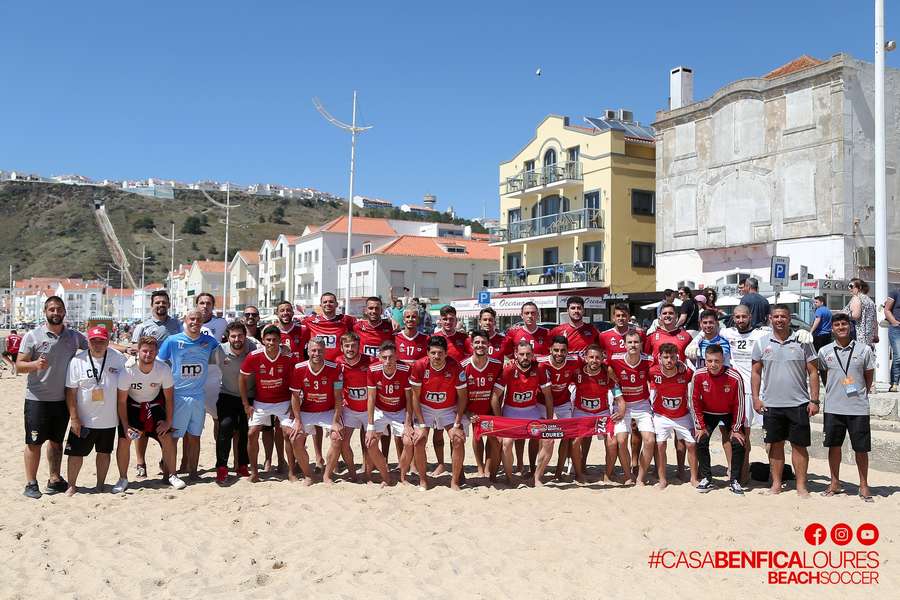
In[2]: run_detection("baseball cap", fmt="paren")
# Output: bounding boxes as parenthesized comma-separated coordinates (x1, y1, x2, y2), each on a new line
(87, 325, 110, 340)
(694, 294, 707, 304)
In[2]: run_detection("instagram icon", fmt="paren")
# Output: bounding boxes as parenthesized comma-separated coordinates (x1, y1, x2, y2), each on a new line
(830, 523, 853, 546)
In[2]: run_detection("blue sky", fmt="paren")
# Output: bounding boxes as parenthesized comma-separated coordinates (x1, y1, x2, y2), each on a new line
(2, 1, 898, 219)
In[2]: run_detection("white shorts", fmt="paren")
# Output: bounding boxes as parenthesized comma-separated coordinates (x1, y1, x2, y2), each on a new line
(299, 409, 336, 435)
(744, 393, 762, 429)
(419, 405, 468, 435)
(654, 414, 695, 443)
(374, 408, 407, 437)
(342, 408, 369, 430)
(248, 401, 293, 428)
(502, 404, 545, 420)
(204, 366, 223, 418)
(613, 400, 655, 435)
(554, 403, 573, 420)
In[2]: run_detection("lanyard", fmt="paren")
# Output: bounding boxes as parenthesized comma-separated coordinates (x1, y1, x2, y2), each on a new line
(88, 351, 108, 386)
(832, 342, 855, 377)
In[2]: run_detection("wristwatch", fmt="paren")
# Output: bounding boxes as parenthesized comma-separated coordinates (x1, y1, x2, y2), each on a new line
(810, 399, 821, 406)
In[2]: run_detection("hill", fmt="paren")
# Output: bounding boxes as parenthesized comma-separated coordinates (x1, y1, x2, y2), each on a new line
(0, 181, 485, 284)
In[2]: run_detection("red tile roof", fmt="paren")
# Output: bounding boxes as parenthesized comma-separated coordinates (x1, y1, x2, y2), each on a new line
(764, 55, 823, 79)
(237, 250, 259, 264)
(369, 236, 499, 260)
(194, 260, 227, 273)
(319, 216, 397, 236)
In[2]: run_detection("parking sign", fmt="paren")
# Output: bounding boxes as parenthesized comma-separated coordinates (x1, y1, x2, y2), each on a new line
(478, 291, 491, 306)
(770, 256, 790, 287)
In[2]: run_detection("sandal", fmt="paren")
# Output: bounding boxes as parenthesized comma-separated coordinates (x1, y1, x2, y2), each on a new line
(859, 494, 875, 503)
(135, 464, 147, 478)
(820, 488, 845, 497)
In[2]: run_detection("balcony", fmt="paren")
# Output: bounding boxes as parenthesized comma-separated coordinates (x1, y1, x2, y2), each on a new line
(235, 280, 248, 290)
(336, 286, 374, 299)
(490, 208, 603, 245)
(487, 261, 605, 292)
(502, 161, 582, 198)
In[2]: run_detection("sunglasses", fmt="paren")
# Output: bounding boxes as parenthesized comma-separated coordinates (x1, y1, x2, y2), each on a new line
(243, 312, 260, 318)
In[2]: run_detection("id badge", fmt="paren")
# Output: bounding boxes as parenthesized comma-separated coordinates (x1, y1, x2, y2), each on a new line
(844, 383, 860, 397)
(91, 387, 105, 403)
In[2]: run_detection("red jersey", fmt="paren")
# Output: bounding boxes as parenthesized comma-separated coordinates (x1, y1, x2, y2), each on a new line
(289, 360, 342, 412)
(408, 357, 467, 410)
(549, 321, 601, 354)
(461, 356, 504, 415)
(643, 327, 692, 363)
(239, 348, 296, 404)
(648, 364, 693, 419)
(394, 330, 428, 365)
(504, 324, 550, 357)
(367, 363, 411, 412)
(353, 319, 394, 358)
(538, 355, 582, 407)
(498, 361, 548, 409)
(482, 332, 507, 358)
(433, 329, 471, 363)
(573, 365, 614, 414)
(598, 327, 646, 359)
(278, 323, 307, 359)
(6, 334, 22, 353)
(608, 353, 653, 403)
(336, 354, 372, 412)
(690, 367, 745, 432)
(303, 314, 356, 361)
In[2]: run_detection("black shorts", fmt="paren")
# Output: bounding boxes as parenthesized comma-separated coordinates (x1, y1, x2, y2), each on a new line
(24, 400, 69, 445)
(65, 427, 116, 456)
(763, 404, 811, 447)
(3, 351, 17, 362)
(823, 413, 871, 453)
(118, 397, 168, 440)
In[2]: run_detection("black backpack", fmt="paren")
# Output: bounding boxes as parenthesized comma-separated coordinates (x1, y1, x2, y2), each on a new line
(750, 461, 795, 482)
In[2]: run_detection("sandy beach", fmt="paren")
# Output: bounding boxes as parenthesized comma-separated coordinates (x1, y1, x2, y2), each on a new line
(0, 373, 896, 600)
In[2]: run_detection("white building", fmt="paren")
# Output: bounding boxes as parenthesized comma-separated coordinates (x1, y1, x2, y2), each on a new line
(106, 288, 135, 322)
(353, 195, 394, 210)
(55, 279, 104, 324)
(653, 53, 900, 298)
(229, 250, 260, 312)
(257, 235, 298, 312)
(168, 260, 227, 316)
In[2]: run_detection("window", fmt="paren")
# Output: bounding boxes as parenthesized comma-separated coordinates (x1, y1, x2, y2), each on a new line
(567, 146, 579, 163)
(390, 270, 406, 287)
(524, 160, 535, 173)
(363, 242, 372, 254)
(453, 273, 468, 289)
(677, 280, 696, 289)
(506, 252, 522, 270)
(444, 245, 466, 254)
(584, 190, 601, 210)
(542, 247, 559, 266)
(582, 242, 603, 263)
(341, 248, 347, 258)
(631, 242, 655, 268)
(543, 149, 557, 168)
(632, 190, 655, 216)
(508, 209, 521, 224)
(314, 249, 319, 263)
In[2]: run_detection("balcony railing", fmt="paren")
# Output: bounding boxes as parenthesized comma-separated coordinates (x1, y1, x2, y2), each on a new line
(490, 208, 603, 243)
(503, 161, 582, 195)
(235, 280, 248, 289)
(487, 261, 604, 289)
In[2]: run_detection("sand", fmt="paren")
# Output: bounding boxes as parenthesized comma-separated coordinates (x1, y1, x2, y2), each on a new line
(0, 373, 896, 599)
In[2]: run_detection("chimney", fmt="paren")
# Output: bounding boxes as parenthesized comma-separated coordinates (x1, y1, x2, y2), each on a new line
(669, 66, 693, 110)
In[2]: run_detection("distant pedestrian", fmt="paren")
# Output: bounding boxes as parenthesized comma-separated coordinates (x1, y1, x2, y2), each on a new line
(676, 286, 699, 332)
(844, 278, 877, 347)
(739, 277, 770, 328)
(657, 289, 676, 318)
(811, 295, 833, 352)
(884, 287, 900, 392)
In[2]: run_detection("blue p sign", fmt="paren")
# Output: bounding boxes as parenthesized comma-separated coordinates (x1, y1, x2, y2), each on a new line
(478, 291, 491, 305)
(774, 264, 786, 278)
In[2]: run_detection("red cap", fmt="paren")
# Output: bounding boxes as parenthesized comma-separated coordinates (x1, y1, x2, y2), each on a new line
(87, 325, 109, 340)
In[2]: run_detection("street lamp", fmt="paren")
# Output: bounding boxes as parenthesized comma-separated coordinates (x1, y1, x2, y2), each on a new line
(127, 245, 150, 318)
(874, 0, 893, 384)
(201, 184, 240, 315)
(314, 92, 373, 314)
(153, 223, 182, 294)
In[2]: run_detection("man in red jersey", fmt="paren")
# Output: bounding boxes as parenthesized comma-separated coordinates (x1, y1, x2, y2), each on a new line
(409, 336, 468, 490)
(476, 307, 507, 358)
(503, 301, 550, 357)
(238, 326, 301, 484)
(394, 306, 429, 366)
(301, 292, 355, 471)
(275, 300, 306, 359)
(649, 343, 697, 489)
(3, 328, 22, 375)
(336, 332, 372, 482)
(490, 340, 554, 486)
(288, 336, 344, 485)
(607, 331, 656, 485)
(366, 341, 413, 485)
(643, 303, 692, 363)
(691, 344, 746, 495)
(571, 345, 624, 484)
(354, 297, 395, 358)
(461, 330, 504, 478)
(538, 336, 582, 480)
(430, 305, 470, 476)
(549, 296, 601, 355)
(598, 303, 645, 358)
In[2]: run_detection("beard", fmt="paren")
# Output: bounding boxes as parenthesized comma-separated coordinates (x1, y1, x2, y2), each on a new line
(47, 315, 63, 325)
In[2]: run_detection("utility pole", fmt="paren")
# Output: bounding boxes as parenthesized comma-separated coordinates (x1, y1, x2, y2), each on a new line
(874, 0, 893, 384)
(314, 92, 373, 314)
(153, 222, 182, 294)
(201, 184, 240, 315)
(127, 245, 149, 318)
(108, 262, 126, 322)
(7, 265, 12, 328)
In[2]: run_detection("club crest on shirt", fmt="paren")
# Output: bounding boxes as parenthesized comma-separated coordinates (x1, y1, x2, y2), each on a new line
(724, 385, 732, 393)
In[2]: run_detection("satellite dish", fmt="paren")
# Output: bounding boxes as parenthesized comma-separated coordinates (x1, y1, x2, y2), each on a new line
(535, 68, 542, 77)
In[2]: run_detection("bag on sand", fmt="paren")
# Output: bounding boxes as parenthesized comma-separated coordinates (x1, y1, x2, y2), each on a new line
(750, 461, 795, 482)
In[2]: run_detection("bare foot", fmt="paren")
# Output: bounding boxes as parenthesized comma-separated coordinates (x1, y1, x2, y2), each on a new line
(431, 464, 447, 477)
(476, 468, 486, 478)
(797, 489, 810, 499)
(300, 478, 313, 487)
(250, 474, 260, 483)
(534, 478, 544, 488)
(287, 471, 299, 483)
(65, 486, 76, 497)
(656, 480, 668, 490)
(450, 483, 461, 491)
(322, 478, 334, 487)
(760, 487, 782, 495)
(635, 479, 647, 487)
(263, 459, 273, 472)
(622, 478, 636, 486)
(690, 479, 699, 487)
(575, 475, 587, 485)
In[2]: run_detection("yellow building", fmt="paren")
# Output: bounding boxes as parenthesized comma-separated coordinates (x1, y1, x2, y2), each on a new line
(490, 111, 656, 303)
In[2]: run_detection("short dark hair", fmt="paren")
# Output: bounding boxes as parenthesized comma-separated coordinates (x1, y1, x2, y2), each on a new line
(705, 344, 724, 357)
(340, 331, 360, 344)
(137, 335, 158, 349)
(196, 292, 215, 305)
(225, 321, 247, 335)
(427, 335, 448, 351)
(584, 344, 603, 356)
(679, 286, 693, 298)
(478, 307, 496, 319)
(470, 329, 490, 342)
(831, 312, 850, 325)
(613, 302, 630, 315)
(659, 302, 676, 313)
(439, 305, 456, 317)
(276, 300, 293, 311)
(742, 278, 759, 290)
(624, 331, 642, 343)
(261, 324, 280, 339)
(550, 335, 568, 346)
(700, 309, 719, 322)
(150, 290, 170, 303)
(44, 295, 65, 309)
(520, 301, 538, 313)
(10, 329, 16, 334)
(379, 340, 397, 353)
(366, 296, 382, 305)
(658, 343, 678, 356)
(321, 292, 337, 302)
(771, 304, 791, 315)
(814, 295, 826, 303)
(663, 289, 676, 296)
(567, 295, 585, 308)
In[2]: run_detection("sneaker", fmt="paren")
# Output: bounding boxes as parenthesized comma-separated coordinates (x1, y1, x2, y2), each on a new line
(729, 480, 745, 496)
(111, 478, 129, 494)
(890, 384, 898, 393)
(135, 464, 147, 478)
(168, 474, 186, 490)
(236, 464, 250, 477)
(215, 467, 228, 484)
(696, 478, 714, 493)
(45, 478, 68, 495)
(23, 482, 42, 499)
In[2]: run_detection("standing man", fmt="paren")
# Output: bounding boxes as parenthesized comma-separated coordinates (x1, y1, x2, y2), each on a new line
(885, 288, 900, 392)
(18, 296, 88, 498)
(241, 305, 281, 470)
(354, 297, 394, 358)
(657, 289, 676, 319)
(810, 296, 833, 353)
(691, 345, 746, 495)
(275, 300, 306, 359)
(242, 306, 263, 341)
(539, 336, 583, 479)
(336, 332, 373, 482)
(818, 313, 875, 501)
(366, 341, 413, 485)
(395, 306, 429, 365)
(409, 336, 468, 490)
(3, 328, 22, 375)
(114, 336, 185, 492)
(416, 299, 433, 335)
(571, 345, 622, 484)
(462, 330, 505, 478)
(63, 325, 126, 495)
(598, 303, 645, 359)
(476, 307, 507, 358)
(675, 287, 700, 333)
(239, 325, 301, 483)
(607, 331, 655, 486)
(550, 296, 601, 355)
(649, 344, 696, 489)
(431, 305, 471, 476)
(644, 303, 692, 363)
(158, 308, 219, 480)
(751, 304, 820, 497)
(491, 340, 554, 487)
(739, 277, 770, 328)
(213, 321, 257, 482)
(196, 293, 228, 437)
(504, 302, 550, 357)
(685, 310, 732, 369)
